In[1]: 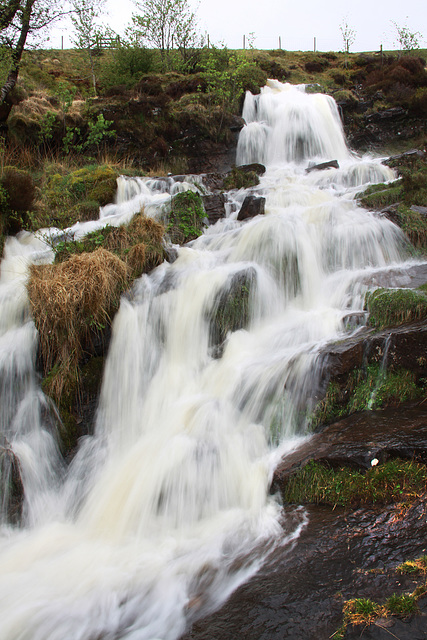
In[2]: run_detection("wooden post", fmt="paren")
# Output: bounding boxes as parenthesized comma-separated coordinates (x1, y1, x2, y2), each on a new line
(61, 35, 64, 50)
(380, 43, 383, 66)
(243, 34, 245, 49)
(314, 37, 316, 52)
(279, 36, 281, 49)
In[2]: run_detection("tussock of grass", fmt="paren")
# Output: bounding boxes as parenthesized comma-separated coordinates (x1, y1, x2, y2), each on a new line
(55, 213, 165, 277)
(397, 556, 427, 575)
(282, 458, 427, 508)
(366, 287, 427, 328)
(28, 248, 129, 402)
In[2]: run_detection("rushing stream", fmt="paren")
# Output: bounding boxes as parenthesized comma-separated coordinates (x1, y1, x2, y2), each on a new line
(0, 80, 421, 639)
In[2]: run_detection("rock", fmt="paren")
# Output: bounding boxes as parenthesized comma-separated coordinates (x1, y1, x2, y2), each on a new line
(365, 107, 407, 123)
(272, 403, 427, 492)
(411, 205, 427, 216)
(202, 194, 227, 225)
(306, 160, 339, 173)
(237, 195, 266, 221)
(209, 267, 256, 355)
(237, 163, 266, 175)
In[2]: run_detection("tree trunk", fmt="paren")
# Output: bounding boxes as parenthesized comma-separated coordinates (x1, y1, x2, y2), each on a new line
(0, 0, 34, 124)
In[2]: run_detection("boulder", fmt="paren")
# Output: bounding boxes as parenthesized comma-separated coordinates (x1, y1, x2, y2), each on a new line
(237, 195, 266, 221)
(306, 160, 339, 173)
(202, 194, 227, 225)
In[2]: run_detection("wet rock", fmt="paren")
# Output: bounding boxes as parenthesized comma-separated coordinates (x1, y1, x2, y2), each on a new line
(344, 596, 427, 639)
(326, 321, 427, 384)
(183, 498, 427, 640)
(272, 404, 427, 489)
(306, 160, 339, 173)
(202, 194, 227, 225)
(208, 267, 256, 356)
(237, 163, 266, 175)
(237, 195, 266, 221)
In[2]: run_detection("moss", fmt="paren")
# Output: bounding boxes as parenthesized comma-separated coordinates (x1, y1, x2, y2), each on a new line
(223, 166, 260, 190)
(394, 204, 427, 250)
(167, 190, 206, 244)
(366, 287, 427, 328)
(359, 181, 404, 210)
(209, 269, 255, 351)
(282, 458, 427, 507)
(36, 164, 119, 229)
(310, 363, 423, 429)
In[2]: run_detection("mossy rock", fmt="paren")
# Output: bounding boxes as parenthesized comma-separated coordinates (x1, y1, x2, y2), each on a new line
(359, 181, 404, 210)
(209, 268, 255, 353)
(37, 164, 119, 229)
(366, 287, 427, 329)
(223, 166, 260, 190)
(167, 190, 206, 244)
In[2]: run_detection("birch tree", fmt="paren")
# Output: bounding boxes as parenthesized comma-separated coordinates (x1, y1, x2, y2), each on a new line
(0, 0, 68, 123)
(130, 0, 202, 70)
(71, 0, 112, 96)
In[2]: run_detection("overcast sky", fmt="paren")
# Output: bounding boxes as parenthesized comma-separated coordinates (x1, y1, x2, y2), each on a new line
(50, 0, 426, 53)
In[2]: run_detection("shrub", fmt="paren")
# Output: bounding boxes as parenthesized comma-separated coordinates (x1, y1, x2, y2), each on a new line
(101, 45, 155, 89)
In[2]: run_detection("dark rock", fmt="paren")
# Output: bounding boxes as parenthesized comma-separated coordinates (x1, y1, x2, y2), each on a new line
(183, 497, 427, 640)
(201, 172, 228, 193)
(365, 107, 407, 123)
(385, 149, 425, 168)
(306, 160, 339, 173)
(272, 404, 427, 490)
(202, 194, 226, 225)
(209, 267, 256, 355)
(237, 195, 266, 221)
(229, 116, 246, 132)
(237, 163, 266, 175)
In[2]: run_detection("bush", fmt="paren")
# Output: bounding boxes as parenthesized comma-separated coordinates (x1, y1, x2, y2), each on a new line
(101, 46, 155, 89)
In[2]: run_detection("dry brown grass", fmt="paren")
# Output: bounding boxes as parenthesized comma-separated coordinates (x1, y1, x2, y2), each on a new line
(28, 248, 129, 402)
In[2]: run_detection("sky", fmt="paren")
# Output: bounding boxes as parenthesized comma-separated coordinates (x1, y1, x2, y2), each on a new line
(49, 0, 426, 53)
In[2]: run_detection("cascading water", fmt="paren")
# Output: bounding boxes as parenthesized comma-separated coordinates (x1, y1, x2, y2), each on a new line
(0, 81, 421, 639)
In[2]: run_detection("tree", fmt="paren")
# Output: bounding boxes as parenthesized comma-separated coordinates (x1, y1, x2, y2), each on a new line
(391, 19, 423, 55)
(71, 0, 113, 96)
(130, 0, 202, 71)
(339, 18, 356, 68)
(0, 0, 68, 124)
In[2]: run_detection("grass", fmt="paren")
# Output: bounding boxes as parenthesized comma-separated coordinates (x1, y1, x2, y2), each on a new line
(366, 287, 427, 329)
(27, 248, 129, 403)
(282, 458, 427, 508)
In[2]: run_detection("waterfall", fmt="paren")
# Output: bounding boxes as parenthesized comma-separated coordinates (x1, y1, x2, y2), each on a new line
(0, 81, 420, 639)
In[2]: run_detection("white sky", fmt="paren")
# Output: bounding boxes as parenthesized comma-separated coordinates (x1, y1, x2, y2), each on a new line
(49, 0, 426, 53)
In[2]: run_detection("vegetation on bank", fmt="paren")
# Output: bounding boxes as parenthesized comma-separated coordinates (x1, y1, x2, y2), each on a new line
(282, 458, 427, 508)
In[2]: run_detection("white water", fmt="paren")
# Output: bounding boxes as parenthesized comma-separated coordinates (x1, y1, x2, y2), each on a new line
(0, 81, 421, 639)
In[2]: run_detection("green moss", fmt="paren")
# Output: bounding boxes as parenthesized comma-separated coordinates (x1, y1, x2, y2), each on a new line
(310, 363, 423, 429)
(209, 269, 254, 349)
(36, 164, 119, 229)
(366, 287, 427, 328)
(395, 204, 427, 250)
(167, 190, 206, 244)
(282, 458, 427, 507)
(223, 167, 260, 190)
(359, 181, 404, 210)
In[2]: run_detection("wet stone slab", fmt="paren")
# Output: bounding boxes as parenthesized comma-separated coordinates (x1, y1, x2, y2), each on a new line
(183, 405, 427, 640)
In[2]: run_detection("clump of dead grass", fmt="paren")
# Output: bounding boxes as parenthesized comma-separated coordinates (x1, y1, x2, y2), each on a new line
(28, 248, 129, 403)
